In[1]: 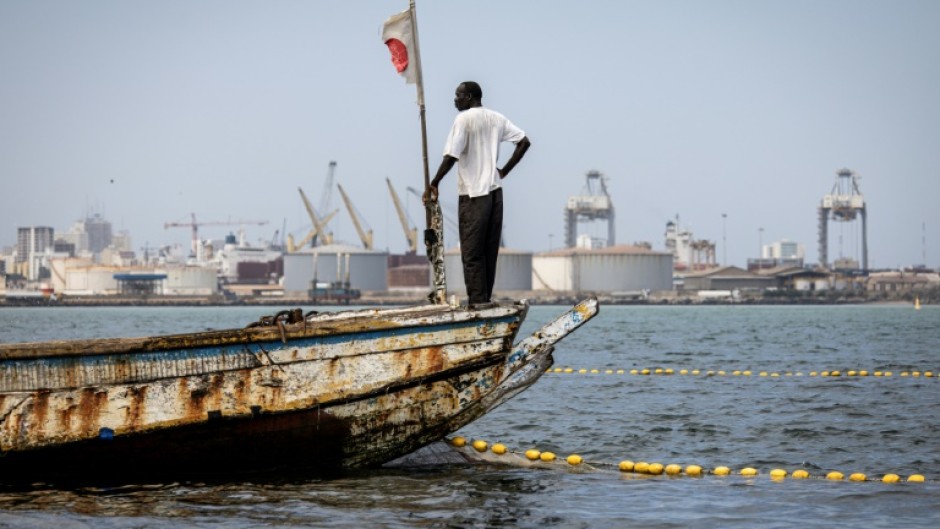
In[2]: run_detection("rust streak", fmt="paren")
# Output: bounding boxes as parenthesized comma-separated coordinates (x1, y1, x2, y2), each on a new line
(31, 391, 50, 436)
(125, 385, 148, 431)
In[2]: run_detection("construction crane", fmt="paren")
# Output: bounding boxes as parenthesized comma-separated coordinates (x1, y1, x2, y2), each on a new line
(164, 213, 268, 255)
(290, 187, 338, 251)
(336, 183, 373, 250)
(386, 178, 418, 254)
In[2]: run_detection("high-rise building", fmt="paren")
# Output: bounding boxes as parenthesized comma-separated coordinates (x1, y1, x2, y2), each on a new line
(83, 214, 113, 254)
(16, 226, 54, 263)
(60, 214, 114, 257)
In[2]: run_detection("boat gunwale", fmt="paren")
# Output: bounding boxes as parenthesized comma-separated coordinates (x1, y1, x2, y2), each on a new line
(0, 302, 528, 361)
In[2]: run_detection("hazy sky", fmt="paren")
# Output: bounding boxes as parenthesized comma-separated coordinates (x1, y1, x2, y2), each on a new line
(2, 0, 938, 269)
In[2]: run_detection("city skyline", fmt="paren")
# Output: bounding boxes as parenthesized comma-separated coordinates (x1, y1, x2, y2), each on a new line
(2, 1, 938, 269)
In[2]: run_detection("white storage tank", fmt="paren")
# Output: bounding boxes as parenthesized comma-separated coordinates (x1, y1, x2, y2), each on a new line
(283, 244, 388, 295)
(444, 246, 533, 297)
(64, 266, 120, 295)
(533, 245, 673, 292)
(162, 266, 218, 295)
(48, 257, 93, 293)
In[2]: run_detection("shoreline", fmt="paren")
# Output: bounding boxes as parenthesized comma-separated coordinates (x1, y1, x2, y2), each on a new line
(0, 292, 931, 308)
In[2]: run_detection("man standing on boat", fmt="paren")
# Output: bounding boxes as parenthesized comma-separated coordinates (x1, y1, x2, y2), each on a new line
(427, 81, 531, 309)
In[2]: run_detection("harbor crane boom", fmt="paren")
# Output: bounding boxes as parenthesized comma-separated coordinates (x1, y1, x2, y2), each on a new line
(386, 178, 418, 254)
(298, 187, 338, 248)
(336, 184, 373, 250)
(286, 208, 339, 252)
(319, 161, 337, 217)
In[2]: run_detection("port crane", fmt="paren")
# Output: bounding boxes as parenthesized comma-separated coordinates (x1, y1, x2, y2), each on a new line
(336, 183, 373, 250)
(386, 178, 418, 254)
(287, 187, 339, 252)
(320, 161, 337, 221)
(164, 213, 268, 255)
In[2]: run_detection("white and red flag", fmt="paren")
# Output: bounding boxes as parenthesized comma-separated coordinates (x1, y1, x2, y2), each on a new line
(381, 8, 419, 84)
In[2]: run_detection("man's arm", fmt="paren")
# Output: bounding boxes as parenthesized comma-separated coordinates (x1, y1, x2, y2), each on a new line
(498, 136, 531, 179)
(426, 155, 458, 201)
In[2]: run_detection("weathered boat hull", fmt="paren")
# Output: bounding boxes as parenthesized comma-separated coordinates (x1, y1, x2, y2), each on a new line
(0, 298, 598, 483)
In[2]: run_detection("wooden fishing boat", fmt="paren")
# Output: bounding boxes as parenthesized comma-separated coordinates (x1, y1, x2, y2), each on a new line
(0, 298, 597, 483)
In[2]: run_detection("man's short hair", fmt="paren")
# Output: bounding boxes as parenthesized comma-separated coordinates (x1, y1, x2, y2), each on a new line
(461, 81, 483, 100)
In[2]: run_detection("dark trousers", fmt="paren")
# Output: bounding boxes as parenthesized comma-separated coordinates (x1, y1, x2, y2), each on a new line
(458, 188, 502, 305)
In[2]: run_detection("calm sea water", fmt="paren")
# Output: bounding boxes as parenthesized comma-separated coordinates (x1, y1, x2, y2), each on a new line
(0, 303, 937, 528)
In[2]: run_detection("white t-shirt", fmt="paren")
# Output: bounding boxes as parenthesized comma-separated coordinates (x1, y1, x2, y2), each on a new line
(442, 107, 525, 198)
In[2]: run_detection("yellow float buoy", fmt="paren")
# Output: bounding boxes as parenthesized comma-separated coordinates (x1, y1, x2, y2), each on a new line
(742, 370, 752, 376)
(882, 474, 900, 484)
(792, 469, 810, 479)
(619, 460, 635, 472)
(770, 469, 787, 480)
(539, 451, 556, 462)
(634, 461, 650, 474)
(714, 466, 731, 476)
(740, 467, 758, 477)
(648, 463, 664, 475)
(826, 471, 844, 481)
(451, 436, 467, 447)
(908, 474, 926, 483)
(665, 464, 682, 476)
(524, 449, 541, 461)
(491, 443, 507, 455)
(849, 473, 866, 482)
(685, 465, 703, 476)
(566, 454, 583, 466)
(472, 440, 488, 452)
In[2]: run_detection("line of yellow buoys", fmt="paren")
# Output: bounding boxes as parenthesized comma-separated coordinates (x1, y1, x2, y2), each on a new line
(547, 367, 936, 378)
(448, 437, 928, 484)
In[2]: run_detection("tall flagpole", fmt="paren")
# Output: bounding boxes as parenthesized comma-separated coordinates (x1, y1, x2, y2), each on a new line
(409, 0, 447, 304)
(409, 0, 429, 193)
